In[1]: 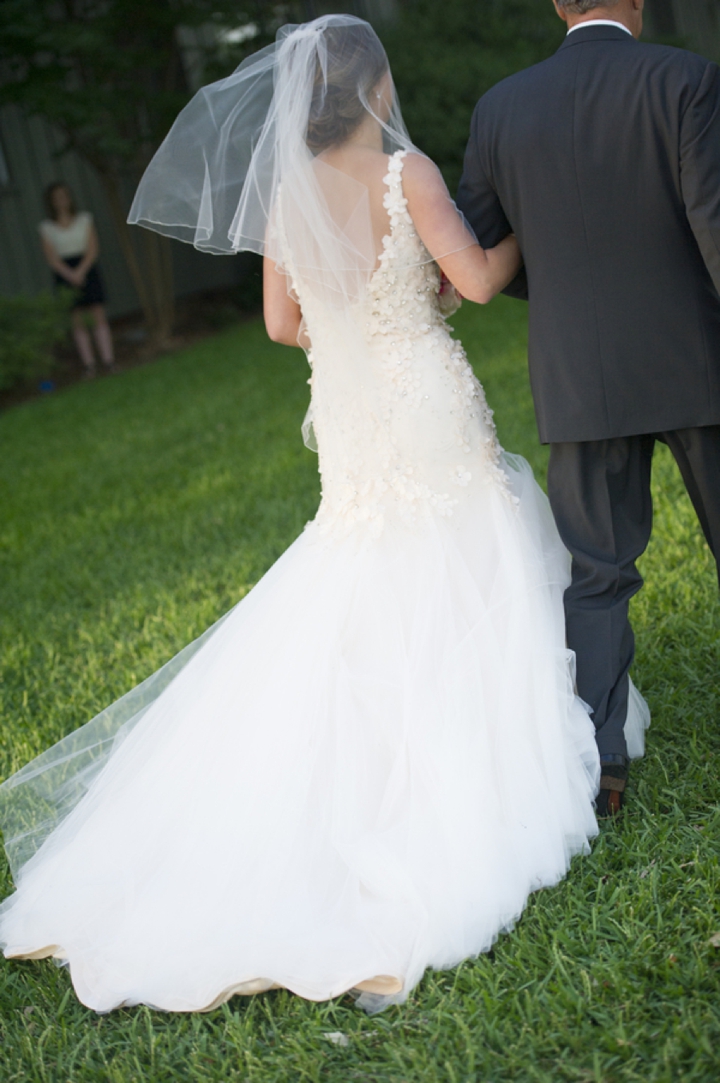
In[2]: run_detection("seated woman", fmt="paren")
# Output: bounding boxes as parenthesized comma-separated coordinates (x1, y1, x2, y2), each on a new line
(39, 183, 115, 377)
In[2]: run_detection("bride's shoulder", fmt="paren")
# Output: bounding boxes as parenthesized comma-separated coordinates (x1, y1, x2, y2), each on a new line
(401, 153, 448, 198)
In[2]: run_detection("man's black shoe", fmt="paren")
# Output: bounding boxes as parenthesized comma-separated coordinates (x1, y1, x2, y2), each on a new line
(596, 763, 628, 818)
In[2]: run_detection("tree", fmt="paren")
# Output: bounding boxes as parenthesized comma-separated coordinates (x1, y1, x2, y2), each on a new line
(0, 1, 278, 344)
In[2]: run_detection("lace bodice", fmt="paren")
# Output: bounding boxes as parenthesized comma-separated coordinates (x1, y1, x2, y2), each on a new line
(284, 150, 516, 540)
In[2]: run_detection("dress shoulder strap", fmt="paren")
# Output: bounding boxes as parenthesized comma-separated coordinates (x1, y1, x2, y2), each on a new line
(382, 150, 410, 219)
(383, 149, 408, 186)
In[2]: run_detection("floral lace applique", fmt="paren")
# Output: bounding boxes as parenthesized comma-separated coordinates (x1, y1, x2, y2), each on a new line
(283, 150, 518, 542)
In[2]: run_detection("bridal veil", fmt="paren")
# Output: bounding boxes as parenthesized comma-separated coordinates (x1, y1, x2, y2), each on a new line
(128, 14, 474, 310)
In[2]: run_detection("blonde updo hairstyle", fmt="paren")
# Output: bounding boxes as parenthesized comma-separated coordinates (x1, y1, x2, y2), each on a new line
(306, 22, 389, 154)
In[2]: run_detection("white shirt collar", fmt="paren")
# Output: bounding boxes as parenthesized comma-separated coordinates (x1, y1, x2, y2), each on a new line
(566, 20, 632, 36)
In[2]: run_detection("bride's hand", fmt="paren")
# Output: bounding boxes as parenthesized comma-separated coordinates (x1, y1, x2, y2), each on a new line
(438, 272, 463, 316)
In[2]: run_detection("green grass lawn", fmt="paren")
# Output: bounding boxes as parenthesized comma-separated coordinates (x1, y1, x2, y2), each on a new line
(1, 296, 719, 1082)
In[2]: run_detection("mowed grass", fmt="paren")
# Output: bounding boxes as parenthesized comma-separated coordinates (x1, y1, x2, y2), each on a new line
(0, 296, 719, 1082)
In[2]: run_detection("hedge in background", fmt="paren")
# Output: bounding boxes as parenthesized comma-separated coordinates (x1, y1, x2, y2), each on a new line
(0, 290, 73, 392)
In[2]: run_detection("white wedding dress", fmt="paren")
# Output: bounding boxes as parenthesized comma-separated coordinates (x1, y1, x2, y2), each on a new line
(0, 152, 646, 1013)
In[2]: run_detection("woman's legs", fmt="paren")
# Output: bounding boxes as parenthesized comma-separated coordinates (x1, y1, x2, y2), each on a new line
(71, 309, 96, 375)
(88, 305, 115, 368)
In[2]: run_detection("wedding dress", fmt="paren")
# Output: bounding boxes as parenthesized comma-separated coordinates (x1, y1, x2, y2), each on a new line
(0, 149, 640, 1013)
(0, 17, 650, 1014)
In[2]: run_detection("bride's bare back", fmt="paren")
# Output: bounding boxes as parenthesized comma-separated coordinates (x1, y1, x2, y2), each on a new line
(265, 142, 521, 347)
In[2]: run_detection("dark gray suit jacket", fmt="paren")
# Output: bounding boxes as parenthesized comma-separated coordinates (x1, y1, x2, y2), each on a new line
(456, 25, 720, 444)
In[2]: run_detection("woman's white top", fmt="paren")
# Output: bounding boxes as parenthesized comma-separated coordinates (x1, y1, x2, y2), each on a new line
(39, 211, 93, 258)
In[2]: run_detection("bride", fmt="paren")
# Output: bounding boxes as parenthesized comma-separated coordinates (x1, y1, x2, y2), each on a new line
(0, 15, 638, 1014)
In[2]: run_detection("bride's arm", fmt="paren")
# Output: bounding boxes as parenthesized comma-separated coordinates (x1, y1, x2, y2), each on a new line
(402, 154, 522, 304)
(263, 257, 309, 347)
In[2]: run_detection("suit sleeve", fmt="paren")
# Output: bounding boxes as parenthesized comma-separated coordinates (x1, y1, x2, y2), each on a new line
(680, 61, 720, 296)
(456, 102, 528, 301)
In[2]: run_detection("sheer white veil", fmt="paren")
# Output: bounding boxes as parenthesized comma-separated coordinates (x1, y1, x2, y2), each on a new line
(128, 14, 474, 309)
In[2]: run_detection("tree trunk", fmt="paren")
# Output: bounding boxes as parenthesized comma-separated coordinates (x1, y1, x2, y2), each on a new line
(99, 170, 175, 347)
(140, 220, 175, 345)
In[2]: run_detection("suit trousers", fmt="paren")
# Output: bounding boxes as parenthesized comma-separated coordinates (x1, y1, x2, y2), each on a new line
(547, 426, 720, 762)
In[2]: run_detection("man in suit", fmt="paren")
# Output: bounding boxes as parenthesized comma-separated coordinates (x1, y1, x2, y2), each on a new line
(456, 0, 720, 815)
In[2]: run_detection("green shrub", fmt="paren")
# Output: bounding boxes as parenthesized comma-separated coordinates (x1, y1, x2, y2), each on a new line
(0, 290, 74, 392)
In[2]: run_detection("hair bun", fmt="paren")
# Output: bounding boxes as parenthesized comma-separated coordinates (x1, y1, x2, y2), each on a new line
(305, 23, 388, 154)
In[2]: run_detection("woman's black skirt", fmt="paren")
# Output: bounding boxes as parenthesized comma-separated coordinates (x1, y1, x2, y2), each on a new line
(54, 255, 106, 308)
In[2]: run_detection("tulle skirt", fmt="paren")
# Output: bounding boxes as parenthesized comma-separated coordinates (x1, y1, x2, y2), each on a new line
(0, 455, 636, 1013)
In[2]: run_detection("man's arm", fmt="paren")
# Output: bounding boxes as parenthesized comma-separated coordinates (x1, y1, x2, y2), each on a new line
(456, 103, 528, 301)
(680, 61, 720, 296)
